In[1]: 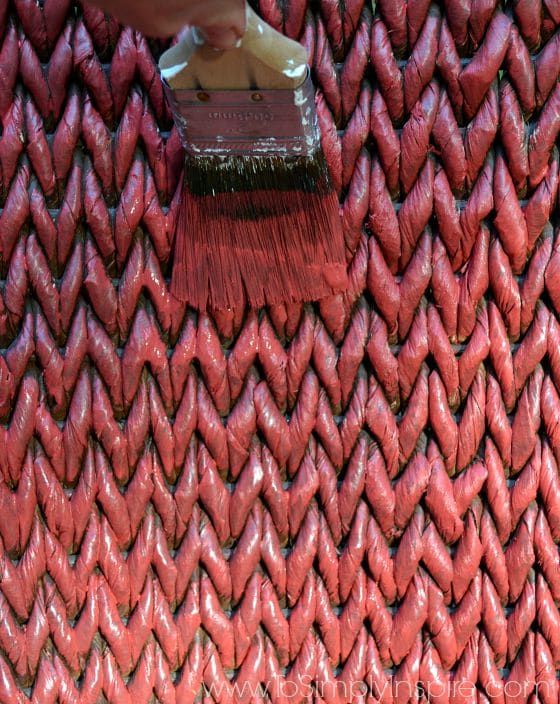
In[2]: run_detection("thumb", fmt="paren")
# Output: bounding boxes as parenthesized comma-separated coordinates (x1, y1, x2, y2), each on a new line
(193, 0, 246, 49)
(198, 26, 243, 49)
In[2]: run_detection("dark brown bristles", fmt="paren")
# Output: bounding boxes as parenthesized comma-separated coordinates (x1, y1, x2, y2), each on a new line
(171, 150, 348, 311)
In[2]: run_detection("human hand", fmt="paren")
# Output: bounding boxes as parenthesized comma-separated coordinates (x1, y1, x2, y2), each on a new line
(84, 0, 246, 46)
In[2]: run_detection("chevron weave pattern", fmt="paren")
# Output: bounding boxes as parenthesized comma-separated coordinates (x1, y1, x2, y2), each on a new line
(0, 0, 559, 701)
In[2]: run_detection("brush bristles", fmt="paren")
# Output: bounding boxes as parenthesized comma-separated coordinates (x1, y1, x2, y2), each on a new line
(171, 151, 347, 311)
(184, 152, 333, 195)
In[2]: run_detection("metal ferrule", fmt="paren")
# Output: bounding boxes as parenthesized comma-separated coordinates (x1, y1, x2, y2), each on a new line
(163, 70, 320, 157)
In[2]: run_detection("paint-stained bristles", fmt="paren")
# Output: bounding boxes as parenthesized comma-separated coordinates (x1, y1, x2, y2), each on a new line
(171, 150, 347, 311)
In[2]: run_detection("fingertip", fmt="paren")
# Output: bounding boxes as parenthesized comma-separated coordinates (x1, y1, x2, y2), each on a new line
(199, 26, 243, 49)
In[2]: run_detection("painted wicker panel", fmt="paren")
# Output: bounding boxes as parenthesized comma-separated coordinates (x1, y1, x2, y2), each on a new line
(0, 0, 559, 701)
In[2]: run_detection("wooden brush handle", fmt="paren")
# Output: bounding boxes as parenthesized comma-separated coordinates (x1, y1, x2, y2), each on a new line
(159, 3, 309, 90)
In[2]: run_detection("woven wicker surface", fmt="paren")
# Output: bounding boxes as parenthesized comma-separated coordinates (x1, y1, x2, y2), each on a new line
(0, 0, 559, 701)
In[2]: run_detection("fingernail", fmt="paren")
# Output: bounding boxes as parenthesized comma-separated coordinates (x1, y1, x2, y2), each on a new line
(200, 27, 240, 49)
